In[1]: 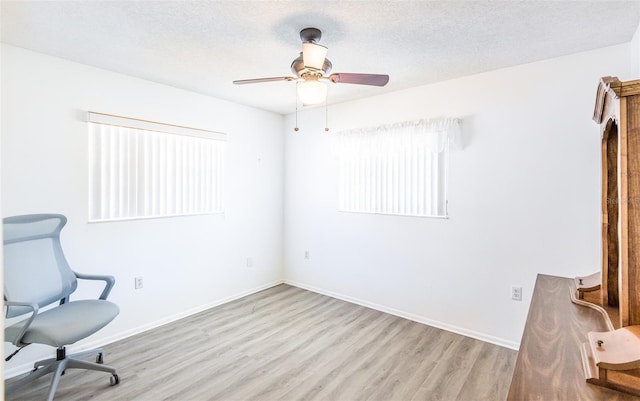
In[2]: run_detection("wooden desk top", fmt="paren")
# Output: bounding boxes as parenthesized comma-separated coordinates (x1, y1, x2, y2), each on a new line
(507, 274, 640, 401)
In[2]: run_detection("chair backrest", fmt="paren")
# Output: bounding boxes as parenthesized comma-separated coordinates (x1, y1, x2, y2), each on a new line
(4, 214, 78, 318)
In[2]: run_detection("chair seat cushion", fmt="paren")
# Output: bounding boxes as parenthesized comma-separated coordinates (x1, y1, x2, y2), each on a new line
(5, 300, 120, 347)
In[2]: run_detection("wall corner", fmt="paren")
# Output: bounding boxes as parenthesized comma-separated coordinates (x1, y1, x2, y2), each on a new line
(632, 21, 640, 77)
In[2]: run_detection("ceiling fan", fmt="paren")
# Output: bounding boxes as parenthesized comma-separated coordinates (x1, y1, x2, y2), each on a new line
(233, 27, 390, 106)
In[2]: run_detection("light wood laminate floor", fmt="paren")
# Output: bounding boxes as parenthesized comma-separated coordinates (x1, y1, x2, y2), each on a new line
(6, 284, 516, 400)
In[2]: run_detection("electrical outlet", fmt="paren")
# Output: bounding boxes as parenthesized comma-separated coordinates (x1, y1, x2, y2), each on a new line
(304, 251, 310, 260)
(511, 285, 522, 301)
(135, 276, 144, 290)
(246, 257, 253, 268)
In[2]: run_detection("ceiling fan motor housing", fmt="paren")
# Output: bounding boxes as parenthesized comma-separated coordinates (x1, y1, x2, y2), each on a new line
(290, 53, 332, 77)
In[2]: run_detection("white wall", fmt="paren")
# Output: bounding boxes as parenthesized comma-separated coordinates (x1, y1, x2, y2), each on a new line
(632, 21, 640, 77)
(1, 44, 285, 375)
(283, 44, 631, 348)
(2, 36, 636, 378)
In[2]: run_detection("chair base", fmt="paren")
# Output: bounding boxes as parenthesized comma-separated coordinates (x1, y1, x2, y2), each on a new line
(5, 347, 119, 401)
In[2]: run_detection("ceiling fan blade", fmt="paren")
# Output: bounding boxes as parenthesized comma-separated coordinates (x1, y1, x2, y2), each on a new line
(328, 73, 389, 86)
(302, 42, 328, 70)
(233, 77, 296, 85)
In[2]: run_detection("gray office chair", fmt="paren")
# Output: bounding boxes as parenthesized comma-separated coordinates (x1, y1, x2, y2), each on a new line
(4, 214, 120, 401)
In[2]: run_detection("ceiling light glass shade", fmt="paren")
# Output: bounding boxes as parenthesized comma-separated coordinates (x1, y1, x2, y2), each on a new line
(302, 42, 328, 70)
(298, 80, 327, 106)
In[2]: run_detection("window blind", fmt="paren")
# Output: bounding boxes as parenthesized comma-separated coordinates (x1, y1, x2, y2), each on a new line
(88, 112, 225, 222)
(336, 118, 459, 218)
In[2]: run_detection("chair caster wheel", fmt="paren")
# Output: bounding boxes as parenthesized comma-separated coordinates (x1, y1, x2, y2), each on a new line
(96, 353, 104, 364)
(110, 374, 120, 386)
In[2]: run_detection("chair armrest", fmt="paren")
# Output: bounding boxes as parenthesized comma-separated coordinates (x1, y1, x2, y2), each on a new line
(75, 272, 116, 300)
(5, 301, 39, 347)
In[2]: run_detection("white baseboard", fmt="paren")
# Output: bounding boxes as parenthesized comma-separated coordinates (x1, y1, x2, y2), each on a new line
(5, 280, 284, 379)
(284, 279, 520, 351)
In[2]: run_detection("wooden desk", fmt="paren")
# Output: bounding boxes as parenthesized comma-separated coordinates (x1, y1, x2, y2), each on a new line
(507, 274, 640, 400)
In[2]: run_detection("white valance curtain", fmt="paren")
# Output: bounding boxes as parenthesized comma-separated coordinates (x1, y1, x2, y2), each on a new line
(336, 118, 461, 154)
(336, 118, 460, 217)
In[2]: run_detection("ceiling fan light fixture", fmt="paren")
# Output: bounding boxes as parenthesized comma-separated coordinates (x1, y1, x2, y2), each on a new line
(302, 42, 328, 70)
(233, 27, 389, 113)
(297, 79, 327, 106)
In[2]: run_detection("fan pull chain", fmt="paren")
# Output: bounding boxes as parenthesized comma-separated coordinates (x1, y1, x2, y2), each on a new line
(325, 90, 329, 132)
(294, 83, 300, 132)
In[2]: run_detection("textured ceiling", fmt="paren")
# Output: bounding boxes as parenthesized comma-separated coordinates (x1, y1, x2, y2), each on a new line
(2, 1, 639, 115)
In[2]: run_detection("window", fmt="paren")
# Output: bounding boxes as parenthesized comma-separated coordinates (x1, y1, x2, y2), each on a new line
(88, 112, 226, 222)
(336, 118, 460, 218)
